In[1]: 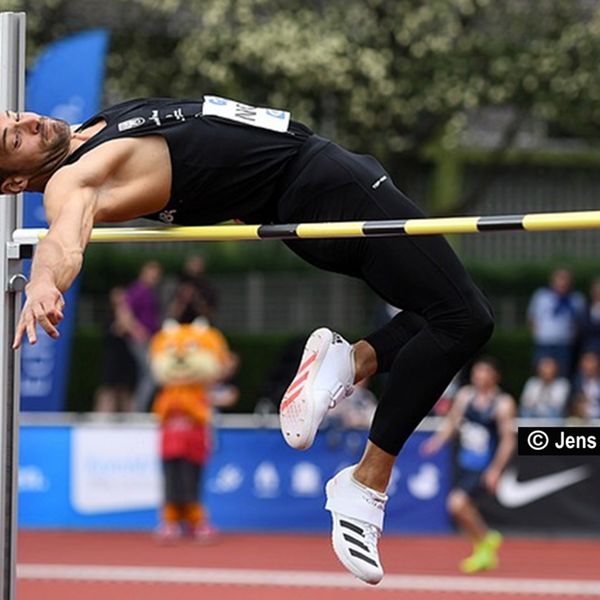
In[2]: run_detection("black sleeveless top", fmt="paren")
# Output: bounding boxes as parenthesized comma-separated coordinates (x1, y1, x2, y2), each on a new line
(457, 388, 501, 471)
(63, 97, 316, 225)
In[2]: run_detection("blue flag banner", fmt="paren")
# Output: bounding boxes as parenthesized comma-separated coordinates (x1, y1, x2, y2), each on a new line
(21, 30, 109, 411)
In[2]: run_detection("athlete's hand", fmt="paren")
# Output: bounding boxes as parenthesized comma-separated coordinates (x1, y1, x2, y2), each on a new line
(420, 435, 444, 457)
(13, 283, 65, 348)
(482, 466, 501, 494)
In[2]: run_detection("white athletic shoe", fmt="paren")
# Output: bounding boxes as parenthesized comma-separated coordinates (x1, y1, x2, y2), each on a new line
(280, 328, 354, 450)
(325, 465, 387, 585)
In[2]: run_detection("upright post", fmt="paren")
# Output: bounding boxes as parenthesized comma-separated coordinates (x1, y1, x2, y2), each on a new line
(0, 12, 26, 600)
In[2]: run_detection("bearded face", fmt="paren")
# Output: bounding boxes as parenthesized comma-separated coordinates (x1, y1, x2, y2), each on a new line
(0, 111, 72, 190)
(30, 116, 72, 178)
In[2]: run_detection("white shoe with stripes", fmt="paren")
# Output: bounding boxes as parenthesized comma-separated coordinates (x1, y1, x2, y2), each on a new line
(325, 465, 387, 585)
(279, 327, 354, 450)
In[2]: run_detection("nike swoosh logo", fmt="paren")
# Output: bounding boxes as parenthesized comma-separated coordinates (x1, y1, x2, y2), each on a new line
(496, 465, 591, 508)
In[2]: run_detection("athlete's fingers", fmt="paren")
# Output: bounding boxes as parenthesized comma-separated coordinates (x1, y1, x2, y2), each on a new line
(12, 319, 26, 349)
(33, 306, 59, 338)
(26, 318, 38, 345)
(45, 306, 64, 325)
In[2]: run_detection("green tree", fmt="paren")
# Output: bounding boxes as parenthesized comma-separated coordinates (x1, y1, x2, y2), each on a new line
(127, 0, 600, 160)
(6, 0, 600, 190)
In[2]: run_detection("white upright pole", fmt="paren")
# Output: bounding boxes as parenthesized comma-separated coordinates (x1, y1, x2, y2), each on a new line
(0, 12, 26, 600)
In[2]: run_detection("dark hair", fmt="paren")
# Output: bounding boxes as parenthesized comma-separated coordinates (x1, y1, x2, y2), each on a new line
(472, 355, 501, 375)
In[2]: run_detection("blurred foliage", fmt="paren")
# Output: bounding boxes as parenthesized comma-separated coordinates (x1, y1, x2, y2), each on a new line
(4, 0, 600, 170)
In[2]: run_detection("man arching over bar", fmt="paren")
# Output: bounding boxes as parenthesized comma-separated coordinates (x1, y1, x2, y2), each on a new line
(5, 96, 495, 584)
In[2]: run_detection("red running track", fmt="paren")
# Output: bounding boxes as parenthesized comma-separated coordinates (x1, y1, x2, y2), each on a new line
(16, 530, 600, 600)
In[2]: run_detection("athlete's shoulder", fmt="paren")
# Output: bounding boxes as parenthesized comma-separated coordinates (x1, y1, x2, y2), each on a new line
(495, 392, 516, 418)
(41, 162, 95, 222)
(48, 136, 131, 191)
(456, 385, 475, 400)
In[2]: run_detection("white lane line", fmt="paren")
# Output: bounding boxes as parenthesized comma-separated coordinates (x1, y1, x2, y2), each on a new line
(16, 563, 600, 596)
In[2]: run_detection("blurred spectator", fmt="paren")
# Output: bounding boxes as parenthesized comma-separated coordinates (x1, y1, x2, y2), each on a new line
(571, 352, 600, 419)
(527, 268, 586, 377)
(125, 261, 163, 411)
(519, 357, 570, 419)
(167, 255, 218, 323)
(431, 374, 461, 416)
(330, 378, 377, 429)
(581, 278, 600, 355)
(325, 378, 378, 455)
(93, 287, 139, 413)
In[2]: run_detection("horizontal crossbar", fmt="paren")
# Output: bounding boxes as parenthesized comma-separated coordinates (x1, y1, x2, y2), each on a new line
(11, 210, 600, 245)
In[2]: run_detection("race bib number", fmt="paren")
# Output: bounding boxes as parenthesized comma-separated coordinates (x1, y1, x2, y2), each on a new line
(458, 421, 493, 470)
(202, 95, 291, 132)
(459, 422, 491, 455)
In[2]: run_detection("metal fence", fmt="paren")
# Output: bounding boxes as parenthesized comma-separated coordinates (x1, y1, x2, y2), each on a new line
(78, 271, 380, 334)
(460, 165, 600, 261)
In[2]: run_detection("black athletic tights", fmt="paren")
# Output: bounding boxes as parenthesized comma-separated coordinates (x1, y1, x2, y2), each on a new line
(277, 141, 495, 456)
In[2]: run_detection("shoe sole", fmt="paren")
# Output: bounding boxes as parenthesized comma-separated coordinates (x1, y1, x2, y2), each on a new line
(279, 328, 333, 450)
(460, 557, 499, 574)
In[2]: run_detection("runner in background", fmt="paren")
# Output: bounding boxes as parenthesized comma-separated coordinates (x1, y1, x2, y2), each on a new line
(421, 357, 516, 573)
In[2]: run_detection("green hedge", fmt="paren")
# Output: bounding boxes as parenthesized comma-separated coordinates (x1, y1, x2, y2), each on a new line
(66, 326, 534, 412)
(467, 260, 600, 298)
(79, 244, 600, 298)
(79, 242, 309, 294)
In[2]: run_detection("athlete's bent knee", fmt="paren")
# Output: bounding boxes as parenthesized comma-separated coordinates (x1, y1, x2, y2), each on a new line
(447, 489, 469, 515)
(467, 296, 495, 350)
(430, 290, 494, 354)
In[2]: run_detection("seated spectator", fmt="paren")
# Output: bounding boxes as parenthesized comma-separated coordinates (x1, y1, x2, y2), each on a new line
(581, 278, 600, 355)
(571, 352, 600, 419)
(527, 268, 586, 378)
(519, 357, 570, 419)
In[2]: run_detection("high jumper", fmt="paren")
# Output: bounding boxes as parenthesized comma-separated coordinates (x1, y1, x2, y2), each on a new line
(4, 95, 494, 584)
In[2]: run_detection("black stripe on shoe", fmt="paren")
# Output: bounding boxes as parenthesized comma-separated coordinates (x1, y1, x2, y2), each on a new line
(343, 534, 370, 552)
(339, 519, 364, 536)
(349, 548, 378, 567)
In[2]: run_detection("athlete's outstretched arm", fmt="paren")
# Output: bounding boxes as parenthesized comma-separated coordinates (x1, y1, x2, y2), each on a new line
(12, 187, 98, 348)
(420, 388, 469, 456)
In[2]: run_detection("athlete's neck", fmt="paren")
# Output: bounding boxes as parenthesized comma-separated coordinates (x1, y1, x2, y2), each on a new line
(31, 119, 108, 193)
(68, 119, 107, 154)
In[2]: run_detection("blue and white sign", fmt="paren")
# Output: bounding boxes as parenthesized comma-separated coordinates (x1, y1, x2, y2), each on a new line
(18, 424, 452, 533)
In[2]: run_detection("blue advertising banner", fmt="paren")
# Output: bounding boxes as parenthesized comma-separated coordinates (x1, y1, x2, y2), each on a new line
(21, 30, 109, 411)
(18, 425, 453, 533)
(206, 428, 452, 533)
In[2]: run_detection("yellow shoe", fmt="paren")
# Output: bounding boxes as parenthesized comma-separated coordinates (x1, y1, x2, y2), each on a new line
(483, 530, 503, 551)
(460, 533, 502, 575)
(460, 547, 498, 574)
